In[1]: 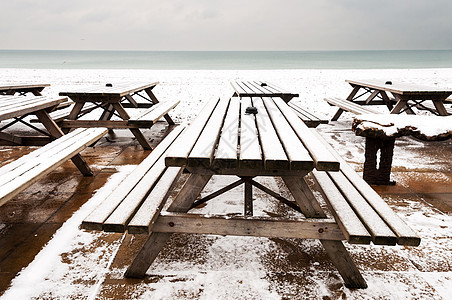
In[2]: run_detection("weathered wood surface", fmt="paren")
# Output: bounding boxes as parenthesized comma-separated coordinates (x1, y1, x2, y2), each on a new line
(166, 96, 339, 172)
(0, 83, 49, 96)
(346, 79, 452, 96)
(0, 128, 107, 206)
(310, 129, 421, 246)
(288, 102, 328, 128)
(325, 97, 381, 115)
(81, 126, 185, 231)
(231, 80, 299, 101)
(0, 96, 67, 121)
(59, 82, 159, 98)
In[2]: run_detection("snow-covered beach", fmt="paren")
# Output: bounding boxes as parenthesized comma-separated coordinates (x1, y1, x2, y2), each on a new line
(0, 68, 451, 299)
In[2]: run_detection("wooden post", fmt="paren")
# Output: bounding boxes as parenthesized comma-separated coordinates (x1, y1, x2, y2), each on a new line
(244, 181, 253, 216)
(125, 173, 211, 278)
(363, 137, 395, 185)
(284, 175, 368, 288)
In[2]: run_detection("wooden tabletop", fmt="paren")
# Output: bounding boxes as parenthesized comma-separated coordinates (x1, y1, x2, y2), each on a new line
(346, 79, 452, 96)
(231, 81, 299, 101)
(0, 95, 67, 121)
(0, 83, 50, 91)
(165, 97, 339, 174)
(59, 82, 158, 98)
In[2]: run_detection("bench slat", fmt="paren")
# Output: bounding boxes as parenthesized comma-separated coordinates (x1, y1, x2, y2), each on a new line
(239, 97, 262, 169)
(253, 97, 289, 170)
(187, 98, 230, 168)
(165, 98, 220, 167)
(328, 171, 397, 245)
(102, 159, 167, 232)
(0, 128, 107, 206)
(273, 97, 340, 171)
(310, 129, 421, 246)
(325, 97, 380, 115)
(213, 98, 240, 169)
(82, 126, 185, 231)
(127, 167, 184, 234)
(311, 170, 372, 244)
(262, 97, 313, 170)
(130, 100, 180, 123)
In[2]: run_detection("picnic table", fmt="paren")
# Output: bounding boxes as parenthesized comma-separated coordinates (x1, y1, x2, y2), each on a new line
(82, 96, 420, 288)
(231, 80, 327, 127)
(0, 95, 68, 145)
(331, 79, 452, 120)
(0, 94, 98, 177)
(231, 80, 299, 102)
(0, 83, 50, 96)
(59, 82, 179, 150)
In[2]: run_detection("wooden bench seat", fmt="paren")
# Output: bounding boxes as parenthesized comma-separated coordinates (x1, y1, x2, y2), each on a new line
(325, 97, 381, 118)
(0, 127, 108, 206)
(309, 129, 420, 246)
(81, 125, 185, 232)
(59, 100, 179, 129)
(288, 102, 328, 128)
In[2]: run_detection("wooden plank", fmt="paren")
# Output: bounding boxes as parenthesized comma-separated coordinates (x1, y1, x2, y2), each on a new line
(310, 128, 420, 246)
(311, 170, 372, 244)
(81, 126, 184, 231)
(0, 96, 67, 121)
(125, 173, 211, 278)
(151, 213, 345, 240)
(272, 97, 340, 171)
(328, 171, 397, 245)
(324, 98, 380, 115)
(187, 98, 230, 168)
(213, 98, 240, 169)
(165, 98, 220, 167)
(130, 100, 180, 122)
(0, 128, 107, 206)
(253, 97, 288, 170)
(230, 81, 248, 96)
(239, 98, 262, 169)
(263, 97, 314, 170)
(127, 167, 184, 234)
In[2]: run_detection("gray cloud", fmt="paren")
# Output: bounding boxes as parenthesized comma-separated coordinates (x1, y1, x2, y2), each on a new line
(0, 0, 451, 50)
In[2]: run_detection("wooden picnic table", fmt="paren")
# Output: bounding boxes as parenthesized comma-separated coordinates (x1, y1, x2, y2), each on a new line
(231, 80, 299, 102)
(59, 82, 178, 150)
(0, 83, 50, 96)
(122, 96, 388, 287)
(332, 79, 452, 120)
(0, 95, 67, 145)
(0, 94, 95, 174)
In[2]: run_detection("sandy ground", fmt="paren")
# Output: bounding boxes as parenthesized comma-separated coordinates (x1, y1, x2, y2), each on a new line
(0, 68, 451, 299)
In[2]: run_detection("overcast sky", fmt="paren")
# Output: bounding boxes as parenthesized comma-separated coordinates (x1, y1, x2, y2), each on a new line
(1, 0, 451, 51)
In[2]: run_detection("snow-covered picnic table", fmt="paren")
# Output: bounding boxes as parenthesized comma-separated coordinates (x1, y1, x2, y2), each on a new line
(82, 97, 421, 289)
(352, 114, 452, 185)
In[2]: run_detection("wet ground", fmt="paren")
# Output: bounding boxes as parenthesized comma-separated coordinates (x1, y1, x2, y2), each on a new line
(0, 122, 450, 298)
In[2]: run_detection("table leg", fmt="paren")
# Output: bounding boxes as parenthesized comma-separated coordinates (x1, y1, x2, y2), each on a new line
(379, 91, 394, 110)
(244, 179, 253, 216)
(144, 88, 175, 125)
(283, 175, 367, 288)
(332, 86, 360, 121)
(34, 109, 93, 176)
(433, 100, 449, 116)
(125, 173, 212, 278)
(31, 88, 44, 96)
(112, 103, 153, 150)
(363, 137, 395, 185)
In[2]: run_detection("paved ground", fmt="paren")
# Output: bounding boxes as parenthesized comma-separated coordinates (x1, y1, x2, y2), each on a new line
(0, 122, 450, 298)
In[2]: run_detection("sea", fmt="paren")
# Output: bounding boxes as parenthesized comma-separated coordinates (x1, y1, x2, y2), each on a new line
(1, 50, 452, 70)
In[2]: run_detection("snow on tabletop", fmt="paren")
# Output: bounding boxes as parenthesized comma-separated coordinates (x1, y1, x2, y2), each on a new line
(353, 114, 452, 140)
